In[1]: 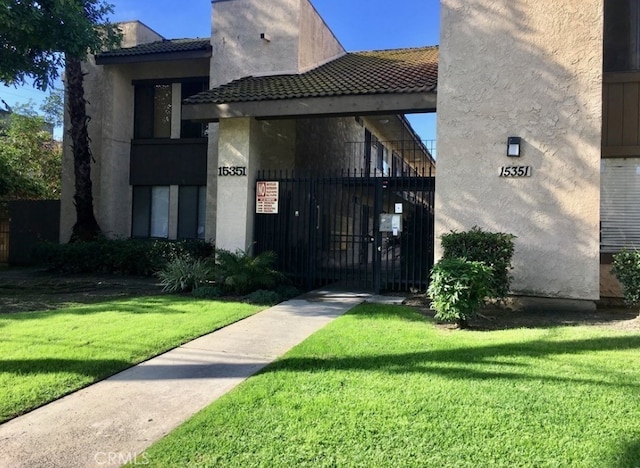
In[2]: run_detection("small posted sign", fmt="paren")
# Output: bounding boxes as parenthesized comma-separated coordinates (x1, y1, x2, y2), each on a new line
(256, 181, 279, 214)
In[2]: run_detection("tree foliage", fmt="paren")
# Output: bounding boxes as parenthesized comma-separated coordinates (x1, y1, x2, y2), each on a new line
(0, 0, 121, 90)
(0, 0, 122, 241)
(40, 88, 64, 128)
(0, 111, 61, 200)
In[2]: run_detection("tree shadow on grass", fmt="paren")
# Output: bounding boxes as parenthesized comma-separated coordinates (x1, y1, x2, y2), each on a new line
(0, 358, 132, 377)
(614, 439, 640, 468)
(0, 295, 236, 321)
(265, 333, 640, 390)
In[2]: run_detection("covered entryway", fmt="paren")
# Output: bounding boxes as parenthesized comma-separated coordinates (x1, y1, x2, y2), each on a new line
(255, 166, 434, 293)
(182, 45, 438, 290)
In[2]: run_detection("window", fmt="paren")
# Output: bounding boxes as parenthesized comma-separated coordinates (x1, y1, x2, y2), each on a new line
(132, 186, 170, 238)
(376, 138, 384, 172)
(392, 152, 403, 176)
(181, 81, 208, 138)
(134, 84, 172, 138)
(601, 159, 640, 252)
(604, 0, 640, 72)
(133, 78, 209, 139)
(178, 186, 206, 239)
(364, 129, 372, 174)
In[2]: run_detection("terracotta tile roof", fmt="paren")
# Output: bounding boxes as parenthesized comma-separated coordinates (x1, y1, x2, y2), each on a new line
(97, 38, 211, 59)
(184, 46, 438, 104)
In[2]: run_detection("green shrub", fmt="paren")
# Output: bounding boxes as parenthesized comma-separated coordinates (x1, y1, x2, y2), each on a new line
(612, 250, 640, 307)
(274, 284, 301, 300)
(440, 226, 515, 299)
(32, 238, 214, 276)
(192, 285, 224, 299)
(215, 248, 285, 295)
(427, 257, 493, 328)
(244, 289, 282, 305)
(157, 257, 213, 293)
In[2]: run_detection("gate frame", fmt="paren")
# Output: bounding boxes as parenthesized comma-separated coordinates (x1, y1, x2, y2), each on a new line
(255, 169, 435, 293)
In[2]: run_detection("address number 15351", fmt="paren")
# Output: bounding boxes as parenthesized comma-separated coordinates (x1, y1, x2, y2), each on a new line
(500, 166, 532, 177)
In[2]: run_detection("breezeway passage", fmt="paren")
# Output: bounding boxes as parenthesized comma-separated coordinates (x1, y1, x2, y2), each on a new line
(256, 165, 435, 294)
(0, 289, 399, 468)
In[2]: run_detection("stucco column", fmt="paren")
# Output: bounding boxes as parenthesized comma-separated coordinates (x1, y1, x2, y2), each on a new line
(215, 117, 259, 251)
(205, 122, 219, 242)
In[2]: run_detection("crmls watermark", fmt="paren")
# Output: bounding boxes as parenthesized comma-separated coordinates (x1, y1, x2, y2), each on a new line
(94, 451, 150, 466)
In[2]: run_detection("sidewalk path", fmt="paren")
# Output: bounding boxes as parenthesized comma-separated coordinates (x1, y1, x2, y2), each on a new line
(0, 289, 395, 468)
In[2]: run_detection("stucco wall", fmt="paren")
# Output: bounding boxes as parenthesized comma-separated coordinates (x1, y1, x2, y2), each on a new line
(210, 0, 345, 87)
(295, 117, 365, 171)
(215, 117, 261, 251)
(298, 0, 345, 72)
(256, 120, 297, 170)
(436, 0, 603, 299)
(293, 116, 415, 173)
(118, 21, 164, 48)
(211, 0, 301, 86)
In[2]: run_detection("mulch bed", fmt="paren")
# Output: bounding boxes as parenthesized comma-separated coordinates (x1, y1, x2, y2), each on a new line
(402, 294, 640, 331)
(2, 268, 639, 331)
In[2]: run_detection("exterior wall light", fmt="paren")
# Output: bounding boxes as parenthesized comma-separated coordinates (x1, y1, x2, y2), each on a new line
(260, 33, 271, 42)
(507, 136, 521, 157)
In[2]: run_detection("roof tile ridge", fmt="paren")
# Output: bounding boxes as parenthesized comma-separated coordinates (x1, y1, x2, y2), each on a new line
(298, 51, 348, 74)
(350, 44, 440, 54)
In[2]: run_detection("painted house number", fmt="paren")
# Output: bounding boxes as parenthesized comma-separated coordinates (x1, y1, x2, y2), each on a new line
(218, 166, 247, 176)
(499, 166, 532, 177)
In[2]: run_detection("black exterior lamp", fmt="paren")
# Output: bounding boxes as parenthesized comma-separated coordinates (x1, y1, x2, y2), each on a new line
(507, 137, 521, 157)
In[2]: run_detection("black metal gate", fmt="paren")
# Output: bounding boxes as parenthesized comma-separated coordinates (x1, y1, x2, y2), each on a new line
(0, 202, 9, 264)
(254, 169, 435, 293)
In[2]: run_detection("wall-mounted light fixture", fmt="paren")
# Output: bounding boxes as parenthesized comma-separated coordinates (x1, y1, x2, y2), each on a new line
(260, 33, 271, 42)
(507, 136, 521, 157)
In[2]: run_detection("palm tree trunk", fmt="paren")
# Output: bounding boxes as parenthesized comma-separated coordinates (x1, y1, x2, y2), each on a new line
(66, 56, 101, 242)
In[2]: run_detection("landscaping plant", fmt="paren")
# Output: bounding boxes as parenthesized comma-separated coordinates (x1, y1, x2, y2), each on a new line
(612, 249, 640, 313)
(427, 257, 492, 328)
(214, 248, 285, 295)
(244, 289, 282, 305)
(32, 238, 214, 276)
(440, 226, 515, 299)
(157, 256, 213, 293)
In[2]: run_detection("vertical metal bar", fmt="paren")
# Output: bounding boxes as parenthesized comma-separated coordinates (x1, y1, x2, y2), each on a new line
(373, 177, 383, 294)
(308, 176, 316, 291)
(416, 176, 424, 291)
(349, 175, 356, 288)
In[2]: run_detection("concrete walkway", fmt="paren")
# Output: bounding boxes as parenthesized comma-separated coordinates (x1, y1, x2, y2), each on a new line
(0, 289, 400, 468)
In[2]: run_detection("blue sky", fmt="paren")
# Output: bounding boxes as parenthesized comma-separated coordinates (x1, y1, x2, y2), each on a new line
(1, 0, 439, 140)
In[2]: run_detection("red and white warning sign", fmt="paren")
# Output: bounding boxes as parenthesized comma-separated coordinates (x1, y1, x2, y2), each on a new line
(256, 181, 279, 214)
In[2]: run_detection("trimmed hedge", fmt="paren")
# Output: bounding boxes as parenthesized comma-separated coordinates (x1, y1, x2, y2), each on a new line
(612, 249, 640, 307)
(440, 226, 515, 299)
(32, 238, 214, 276)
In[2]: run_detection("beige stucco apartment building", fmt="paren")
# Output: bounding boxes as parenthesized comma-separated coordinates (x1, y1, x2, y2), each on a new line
(61, 0, 437, 292)
(61, 0, 638, 299)
(437, 0, 603, 300)
(437, 0, 640, 301)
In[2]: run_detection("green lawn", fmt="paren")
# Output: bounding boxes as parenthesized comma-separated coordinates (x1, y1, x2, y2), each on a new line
(0, 296, 262, 422)
(141, 303, 640, 467)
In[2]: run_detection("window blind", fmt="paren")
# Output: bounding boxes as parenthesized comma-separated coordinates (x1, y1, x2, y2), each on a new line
(601, 158, 640, 252)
